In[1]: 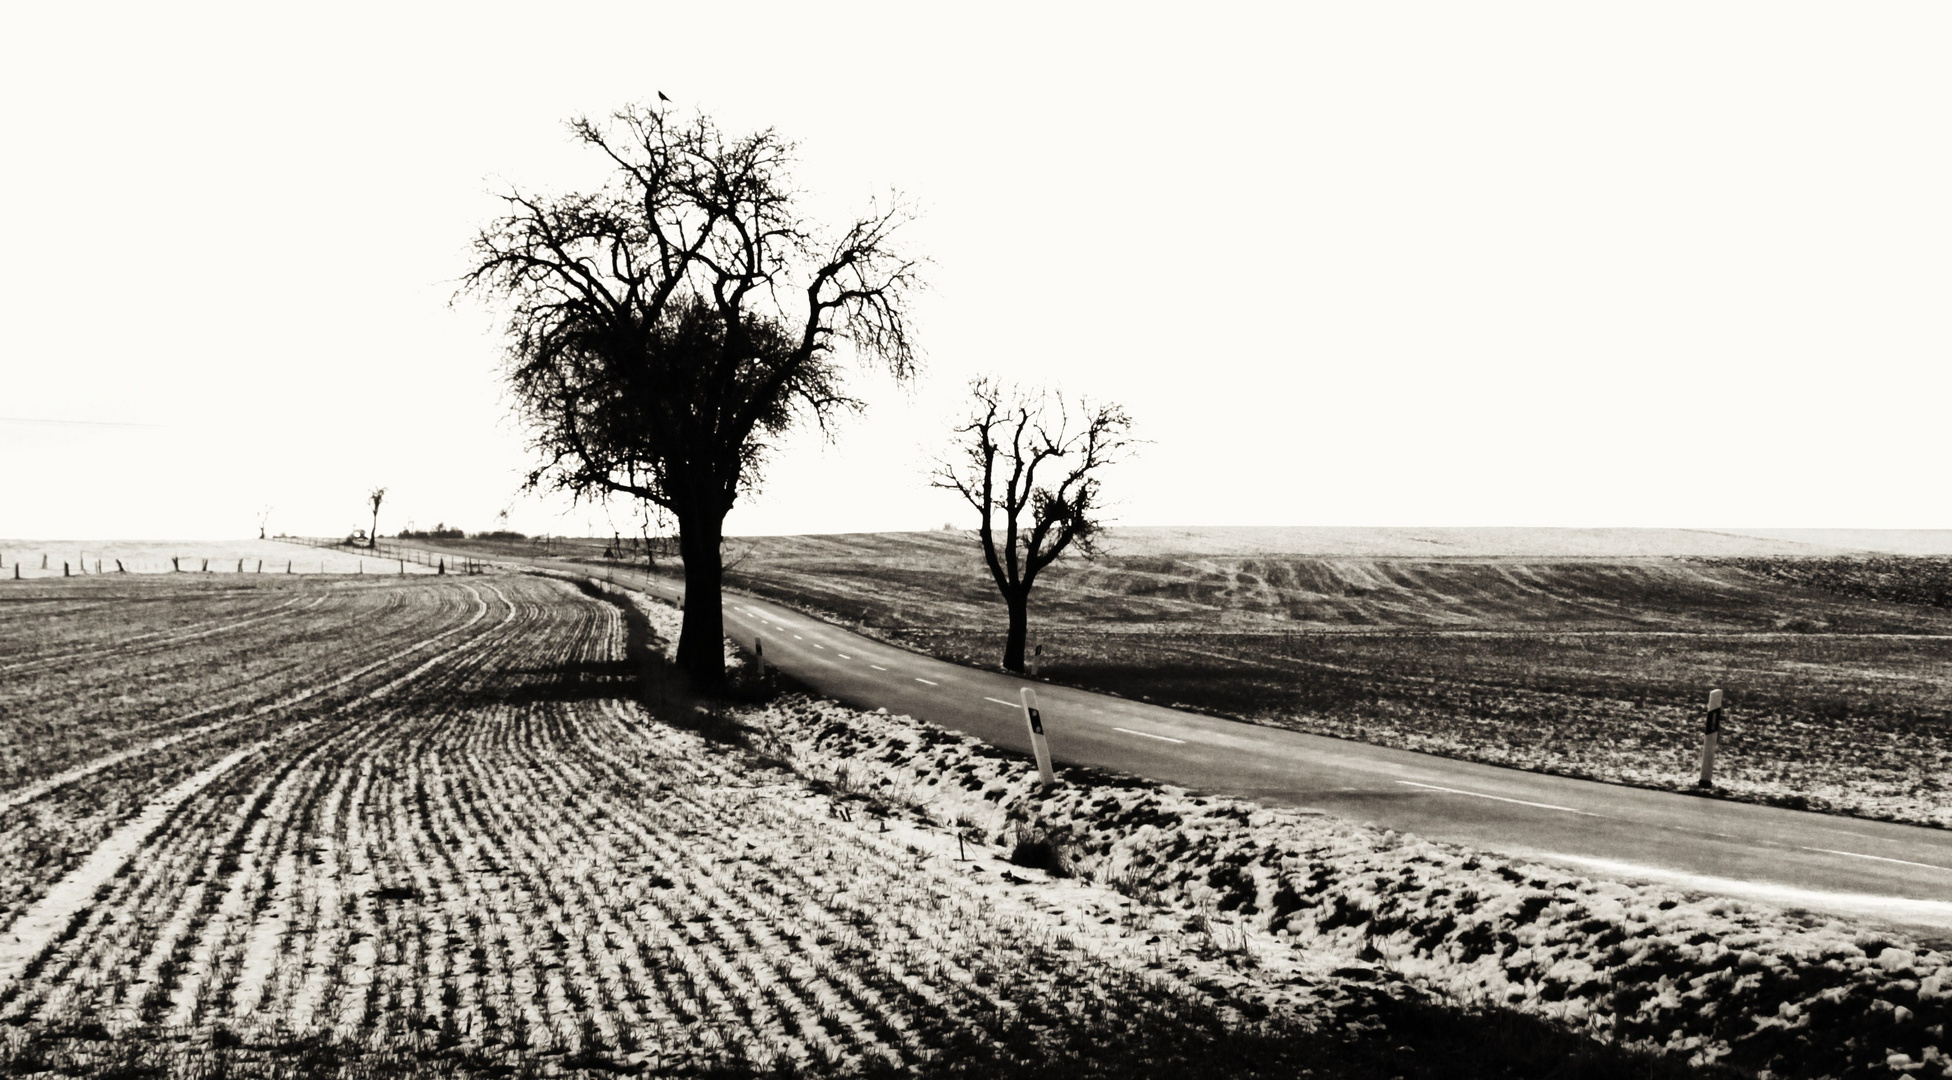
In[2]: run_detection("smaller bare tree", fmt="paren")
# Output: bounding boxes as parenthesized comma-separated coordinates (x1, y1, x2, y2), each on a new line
(933, 378, 1134, 672)
(368, 488, 387, 549)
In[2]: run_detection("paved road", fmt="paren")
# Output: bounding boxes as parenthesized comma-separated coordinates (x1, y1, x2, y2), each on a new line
(472, 551, 1952, 933)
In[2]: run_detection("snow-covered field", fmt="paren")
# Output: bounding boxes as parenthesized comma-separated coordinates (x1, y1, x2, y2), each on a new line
(620, 593, 1952, 1078)
(0, 572, 1486, 1077)
(6, 567, 1946, 1077)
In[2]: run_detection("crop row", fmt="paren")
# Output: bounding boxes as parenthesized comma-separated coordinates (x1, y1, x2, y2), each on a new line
(0, 576, 490, 793)
(0, 577, 517, 955)
(0, 574, 1357, 1077)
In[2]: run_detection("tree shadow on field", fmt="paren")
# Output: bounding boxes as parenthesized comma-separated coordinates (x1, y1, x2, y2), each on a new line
(439, 656, 646, 711)
(437, 577, 777, 727)
(566, 577, 786, 751)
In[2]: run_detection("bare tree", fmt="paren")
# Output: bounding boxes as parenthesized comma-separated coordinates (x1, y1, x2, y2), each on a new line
(461, 102, 921, 690)
(933, 379, 1134, 672)
(368, 488, 386, 549)
(258, 505, 273, 540)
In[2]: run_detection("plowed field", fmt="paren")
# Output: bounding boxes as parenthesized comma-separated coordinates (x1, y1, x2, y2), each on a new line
(6, 573, 1699, 1078)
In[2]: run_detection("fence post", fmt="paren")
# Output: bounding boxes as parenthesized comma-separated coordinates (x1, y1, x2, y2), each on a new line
(116, 560, 125, 573)
(201, 559, 209, 573)
(63, 562, 70, 577)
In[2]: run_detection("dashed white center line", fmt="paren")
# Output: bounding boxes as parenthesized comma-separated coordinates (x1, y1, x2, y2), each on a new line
(1804, 847, 1952, 873)
(837, 653, 851, 660)
(792, 634, 803, 640)
(1394, 780, 1599, 817)
(870, 664, 887, 671)
(811, 643, 824, 649)
(1113, 726, 1186, 744)
(914, 677, 938, 686)
(982, 696, 1018, 709)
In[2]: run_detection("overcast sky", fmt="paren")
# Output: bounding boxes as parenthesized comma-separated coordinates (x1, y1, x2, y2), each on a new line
(4, 3, 1947, 539)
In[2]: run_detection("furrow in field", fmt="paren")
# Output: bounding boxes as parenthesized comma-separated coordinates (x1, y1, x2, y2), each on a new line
(0, 584, 315, 668)
(0, 591, 325, 677)
(0, 743, 268, 1005)
(532, 701, 999, 1067)
(0, 584, 501, 944)
(0, 579, 468, 782)
(0, 583, 491, 816)
(0, 581, 518, 1032)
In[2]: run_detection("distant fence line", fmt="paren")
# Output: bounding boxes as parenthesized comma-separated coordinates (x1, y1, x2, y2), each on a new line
(1, 540, 492, 579)
(274, 535, 492, 575)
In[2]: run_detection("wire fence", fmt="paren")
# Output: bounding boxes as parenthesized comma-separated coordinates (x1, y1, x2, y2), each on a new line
(0, 539, 492, 579)
(275, 535, 492, 575)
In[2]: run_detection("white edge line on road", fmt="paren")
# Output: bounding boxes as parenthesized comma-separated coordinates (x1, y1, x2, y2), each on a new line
(1113, 726, 1186, 744)
(1804, 847, 1952, 873)
(1527, 852, 1952, 922)
(1395, 780, 1599, 817)
(915, 677, 938, 686)
(983, 697, 1018, 708)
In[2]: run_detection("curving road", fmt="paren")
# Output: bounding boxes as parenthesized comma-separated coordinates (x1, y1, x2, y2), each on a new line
(478, 551, 1952, 934)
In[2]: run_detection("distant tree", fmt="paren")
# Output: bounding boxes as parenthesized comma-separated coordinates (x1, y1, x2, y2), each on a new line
(258, 505, 273, 540)
(932, 379, 1134, 672)
(462, 102, 921, 690)
(368, 488, 386, 549)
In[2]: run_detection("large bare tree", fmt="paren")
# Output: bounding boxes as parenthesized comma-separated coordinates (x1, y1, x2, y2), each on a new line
(462, 103, 920, 689)
(933, 379, 1134, 673)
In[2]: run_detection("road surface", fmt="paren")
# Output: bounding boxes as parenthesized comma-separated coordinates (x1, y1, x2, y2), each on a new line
(468, 551, 1952, 933)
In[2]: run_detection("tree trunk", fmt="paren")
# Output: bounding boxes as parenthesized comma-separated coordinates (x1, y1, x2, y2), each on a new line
(676, 514, 726, 691)
(370, 512, 379, 548)
(1003, 591, 1029, 673)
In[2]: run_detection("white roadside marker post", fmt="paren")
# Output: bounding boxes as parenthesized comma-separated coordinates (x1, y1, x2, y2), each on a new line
(1020, 687, 1056, 788)
(1697, 688, 1724, 788)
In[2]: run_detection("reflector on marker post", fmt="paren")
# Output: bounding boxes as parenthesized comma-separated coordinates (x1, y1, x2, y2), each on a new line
(1020, 687, 1056, 788)
(1697, 688, 1724, 788)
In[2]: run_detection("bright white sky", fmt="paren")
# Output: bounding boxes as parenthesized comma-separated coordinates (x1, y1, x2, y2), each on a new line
(3, 3, 1948, 540)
